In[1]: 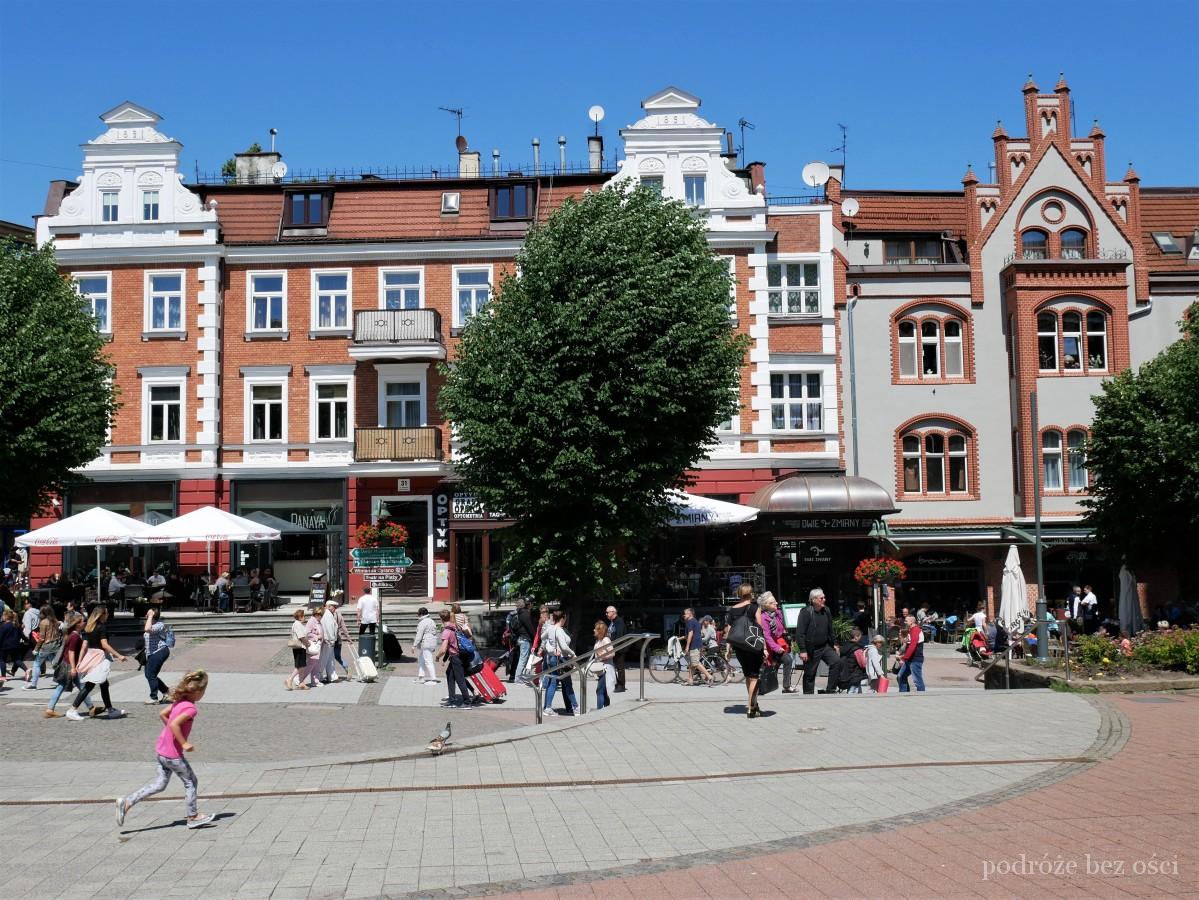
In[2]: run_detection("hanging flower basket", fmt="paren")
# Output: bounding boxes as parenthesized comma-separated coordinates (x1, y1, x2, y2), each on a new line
(854, 556, 907, 587)
(355, 520, 409, 549)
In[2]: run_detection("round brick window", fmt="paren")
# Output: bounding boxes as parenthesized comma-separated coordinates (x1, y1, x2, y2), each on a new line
(1041, 200, 1065, 224)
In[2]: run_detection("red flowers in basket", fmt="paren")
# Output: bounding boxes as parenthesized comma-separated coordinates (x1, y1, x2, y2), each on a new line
(354, 520, 409, 548)
(854, 557, 907, 586)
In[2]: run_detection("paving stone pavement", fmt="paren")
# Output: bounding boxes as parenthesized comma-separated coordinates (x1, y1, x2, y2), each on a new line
(0, 680, 1122, 899)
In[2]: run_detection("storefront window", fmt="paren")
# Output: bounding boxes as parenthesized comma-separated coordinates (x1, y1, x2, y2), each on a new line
(233, 479, 345, 595)
(66, 482, 175, 578)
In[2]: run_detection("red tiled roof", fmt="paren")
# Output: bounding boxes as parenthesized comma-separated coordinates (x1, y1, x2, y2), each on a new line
(1140, 188, 1199, 272)
(841, 190, 968, 237)
(209, 191, 280, 243)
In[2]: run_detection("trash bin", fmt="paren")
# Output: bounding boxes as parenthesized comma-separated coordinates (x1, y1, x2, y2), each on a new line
(359, 630, 378, 662)
(308, 572, 327, 607)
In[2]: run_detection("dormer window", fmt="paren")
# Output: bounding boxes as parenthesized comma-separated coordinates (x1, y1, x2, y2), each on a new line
(441, 192, 460, 215)
(1152, 232, 1182, 254)
(684, 174, 705, 206)
(884, 238, 943, 265)
(284, 191, 329, 227)
(491, 183, 532, 221)
(101, 192, 119, 222)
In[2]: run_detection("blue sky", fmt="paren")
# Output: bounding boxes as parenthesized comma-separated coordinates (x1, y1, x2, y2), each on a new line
(1, 0, 1196, 225)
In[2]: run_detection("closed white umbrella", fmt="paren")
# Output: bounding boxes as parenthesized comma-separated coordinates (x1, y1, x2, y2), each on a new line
(16, 507, 155, 603)
(999, 544, 1028, 629)
(144, 506, 281, 577)
(666, 490, 758, 528)
(1118, 564, 1142, 635)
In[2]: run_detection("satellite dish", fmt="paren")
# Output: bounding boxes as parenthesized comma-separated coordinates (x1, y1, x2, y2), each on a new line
(455, 134, 468, 153)
(841, 197, 860, 218)
(802, 161, 830, 188)
(588, 105, 606, 124)
(271, 161, 288, 180)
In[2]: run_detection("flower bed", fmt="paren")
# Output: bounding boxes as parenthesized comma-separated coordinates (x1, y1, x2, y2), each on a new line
(1039, 627, 1199, 678)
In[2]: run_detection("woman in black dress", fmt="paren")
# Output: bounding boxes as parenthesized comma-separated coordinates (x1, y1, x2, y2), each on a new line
(726, 583, 765, 718)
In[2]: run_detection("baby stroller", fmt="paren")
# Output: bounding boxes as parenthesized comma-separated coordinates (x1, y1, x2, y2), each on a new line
(965, 628, 992, 667)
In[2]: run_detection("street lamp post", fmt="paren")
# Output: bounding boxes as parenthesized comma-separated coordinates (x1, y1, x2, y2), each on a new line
(1031, 391, 1049, 662)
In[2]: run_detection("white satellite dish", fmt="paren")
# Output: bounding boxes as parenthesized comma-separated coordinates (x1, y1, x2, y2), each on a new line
(271, 161, 288, 180)
(588, 105, 606, 124)
(841, 197, 860, 218)
(802, 161, 830, 188)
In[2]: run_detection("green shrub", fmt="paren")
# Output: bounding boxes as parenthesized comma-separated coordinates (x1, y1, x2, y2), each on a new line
(1133, 628, 1199, 674)
(1073, 634, 1127, 668)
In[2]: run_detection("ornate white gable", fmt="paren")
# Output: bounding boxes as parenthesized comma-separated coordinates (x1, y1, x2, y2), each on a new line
(90, 102, 176, 145)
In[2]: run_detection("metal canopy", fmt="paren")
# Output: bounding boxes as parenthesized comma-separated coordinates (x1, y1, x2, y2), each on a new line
(748, 473, 897, 516)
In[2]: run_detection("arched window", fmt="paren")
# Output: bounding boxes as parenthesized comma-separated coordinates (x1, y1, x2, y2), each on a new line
(948, 433, 968, 492)
(898, 320, 917, 378)
(1086, 311, 1107, 370)
(902, 435, 921, 491)
(1060, 228, 1087, 260)
(944, 319, 963, 377)
(924, 434, 945, 492)
(1067, 429, 1088, 490)
(920, 320, 940, 376)
(1042, 431, 1063, 491)
(1061, 312, 1083, 370)
(1037, 312, 1058, 371)
(1022, 229, 1048, 260)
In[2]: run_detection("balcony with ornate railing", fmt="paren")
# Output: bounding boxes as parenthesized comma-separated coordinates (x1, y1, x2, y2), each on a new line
(349, 309, 445, 361)
(354, 427, 443, 462)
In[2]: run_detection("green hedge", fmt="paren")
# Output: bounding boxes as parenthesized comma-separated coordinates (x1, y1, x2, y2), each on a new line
(1073, 629, 1199, 675)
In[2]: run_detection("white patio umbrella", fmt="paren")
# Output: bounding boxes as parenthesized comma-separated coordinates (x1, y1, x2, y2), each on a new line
(999, 544, 1028, 629)
(143, 506, 281, 576)
(1118, 564, 1143, 635)
(16, 507, 155, 603)
(666, 490, 759, 528)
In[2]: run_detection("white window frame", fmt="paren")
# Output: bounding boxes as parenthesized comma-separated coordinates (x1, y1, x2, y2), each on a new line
(142, 190, 160, 222)
(1067, 429, 1088, 491)
(766, 257, 821, 317)
(144, 270, 185, 332)
(452, 264, 493, 328)
(769, 371, 823, 433)
(73, 272, 111, 334)
(375, 363, 428, 428)
(1061, 311, 1083, 371)
(901, 434, 922, 492)
(309, 376, 354, 443)
(142, 376, 186, 445)
(947, 433, 969, 493)
(684, 173, 706, 206)
(244, 377, 288, 444)
(944, 319, 964, 377)
(101, 191, 118, 222)
(311, 268, 351, 331)
(378, 266, 424, 310)
(1042, 431, 1063, 491)
(1085, 311, 1108, 371)
(898, 320, 917, 377)
(1037, 313, 1058, 371)
(247, 270, 288, 333)
(920, 320, 940, 376)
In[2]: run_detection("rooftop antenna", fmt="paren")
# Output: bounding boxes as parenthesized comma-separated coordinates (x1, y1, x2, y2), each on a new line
(830, 123, 847, 172)
(737, 118, 755, 166)
(439, 106, 465, 137)
(269, 127, 278, 153)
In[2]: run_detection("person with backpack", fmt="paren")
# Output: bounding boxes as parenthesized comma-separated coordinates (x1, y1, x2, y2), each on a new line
(837, 627, 868, 692)
(143, 607, 173, 704)
(436, 609, 471, 708)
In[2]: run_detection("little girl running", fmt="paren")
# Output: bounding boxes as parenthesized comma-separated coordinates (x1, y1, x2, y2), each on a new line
(115, 670, 213, 829)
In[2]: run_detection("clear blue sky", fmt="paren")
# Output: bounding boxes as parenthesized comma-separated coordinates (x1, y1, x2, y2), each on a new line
(2, 0, 1197, 226)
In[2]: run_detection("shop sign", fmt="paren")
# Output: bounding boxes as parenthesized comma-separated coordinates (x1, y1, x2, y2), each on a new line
(801, 542, 833, 565)
(914, 554, 957, 567)
(434, 491, 450, 551)
(779, 516, 876, 534)
(451, 492, 505, 521)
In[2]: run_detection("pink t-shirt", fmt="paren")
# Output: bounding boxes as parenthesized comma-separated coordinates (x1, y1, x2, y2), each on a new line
(155, 700, 198, 758)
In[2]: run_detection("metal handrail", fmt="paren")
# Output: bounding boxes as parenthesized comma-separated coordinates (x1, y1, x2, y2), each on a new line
(532, 632, 657, 724)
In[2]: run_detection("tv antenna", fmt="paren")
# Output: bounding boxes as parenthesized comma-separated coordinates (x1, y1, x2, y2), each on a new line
(737, 117, 755, 166)
(830, 123, 847, 171)
(439, 106, 465, 136)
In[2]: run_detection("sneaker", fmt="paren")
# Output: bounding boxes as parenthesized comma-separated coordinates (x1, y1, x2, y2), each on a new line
(43, 710, 63, 719)
(66, 709, 84, 721)
(25, 683, 37, 690)
(424, 679, 439, 685)
(144, 698, 158, 705)
(115, 797, 127, 826)
(412, 677, 424, 683)
(105, 708, 127, 719)
(543, 708, 559, 716)
(186, 814, 214, 829)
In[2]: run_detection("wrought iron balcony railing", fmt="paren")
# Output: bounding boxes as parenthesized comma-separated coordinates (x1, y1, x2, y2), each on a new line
(353, 309, 442, 345)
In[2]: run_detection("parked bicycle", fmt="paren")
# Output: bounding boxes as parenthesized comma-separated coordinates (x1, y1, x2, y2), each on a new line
(648, 637, 743, 685)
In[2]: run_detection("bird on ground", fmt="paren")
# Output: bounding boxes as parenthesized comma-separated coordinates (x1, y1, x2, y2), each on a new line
(427, 721, 452, 755)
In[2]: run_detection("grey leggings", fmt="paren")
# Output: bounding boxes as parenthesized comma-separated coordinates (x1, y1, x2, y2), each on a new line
(127, 754, 198, 817)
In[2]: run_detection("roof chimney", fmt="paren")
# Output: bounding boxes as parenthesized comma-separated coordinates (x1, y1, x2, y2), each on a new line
(587, 135, 603, 173)
(722, 131, 738, 169)
(458, 144, 480, 178)
(234, 151, 281, 185)
(532, 138, 541, 175)
(747, 161, 766, 195)
(558, 136, 567, 171)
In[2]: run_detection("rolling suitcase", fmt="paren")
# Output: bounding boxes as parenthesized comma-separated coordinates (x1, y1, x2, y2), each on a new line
(469, 664, 507, 702)
(357, 653, 378, 683)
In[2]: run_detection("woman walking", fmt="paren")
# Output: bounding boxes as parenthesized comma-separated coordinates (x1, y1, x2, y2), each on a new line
(591, 620, 616, 709)
(115, 670, 213, 830)
(759, 592, 796, 693)
(67, 606, 127, 720)
(303, 605, 324, 688)
(142, 608, 172, 704)
(726, 583, 765, 718)
(0, 610, 25, 678)
(29, 606, 62, 689)
(412, 607, 439, 684)
(436, 609, 470, 708)
(283, 608, 310, 691)
(542, 611, 578, 717)
(45, 613, 94, 718)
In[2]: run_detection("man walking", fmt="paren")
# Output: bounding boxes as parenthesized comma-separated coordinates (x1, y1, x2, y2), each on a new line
(897, 614, 926, 692)
(1081, 584, 1099, 635)
(605, 605, 627, 692)
(328, 600, 355, 681)
(356, 588, 378, 636)
(682, 607, 711, 686)
(796, 587, 840, 694)
(514, 599, 536, 685)
(319, 602, 339, 683)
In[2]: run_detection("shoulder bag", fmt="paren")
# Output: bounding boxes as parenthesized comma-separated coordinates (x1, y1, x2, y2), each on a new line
(728, 608, 765, 656)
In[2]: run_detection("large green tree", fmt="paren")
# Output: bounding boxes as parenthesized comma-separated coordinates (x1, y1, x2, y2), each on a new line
(1084, 302, 1198, 591)
(439, 185, 747, 603)
(0, 240, 117, 522)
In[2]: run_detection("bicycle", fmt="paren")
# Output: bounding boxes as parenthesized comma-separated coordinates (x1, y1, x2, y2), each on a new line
(648, 638, 742, 685)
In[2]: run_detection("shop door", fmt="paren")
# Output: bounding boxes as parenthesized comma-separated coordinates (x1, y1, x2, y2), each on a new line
(456, 532, 484, 602)
(374, 497, 431, 599)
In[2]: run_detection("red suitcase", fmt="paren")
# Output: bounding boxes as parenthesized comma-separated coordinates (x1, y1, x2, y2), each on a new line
(469, 665, 508, 702)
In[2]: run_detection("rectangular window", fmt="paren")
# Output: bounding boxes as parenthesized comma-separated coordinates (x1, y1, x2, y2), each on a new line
(1067, 430, 1088, 490)
(147, 384, 182, 443)
(1042, 433, 1063, 491)
(1012, 430, 1021, 494)
(101, 192, 118, 222)
(944, 320, 963, 377)
(314, 272, 349, 329)
(884, 238, 943, 265)
(1037, 314, 1058, 371)
(684, 174, 705, 206)
(640, 176, 663, 194)
(142, 190, 159, 221)
(148, 273, 183, 330)
(722, 256, 736, 319)
(250, 384, 285, 441)
(1151, 232, 1182, 254)
(75, 275, 111, 333)
(455, 268, 490, 326)
(382, 269, 422, 309)
(315, 383, 349, 440)
(249, 274, 286, 331)
(766, 261, 820, 315)
(770, 373, 822, 432)
(285, 192, 327, 226)
(491, 184, 532, 220)
(384, 382, 422, 427)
